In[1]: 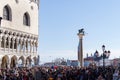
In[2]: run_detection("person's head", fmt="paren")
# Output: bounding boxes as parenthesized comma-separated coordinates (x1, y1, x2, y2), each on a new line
(57, 77, 61, 80)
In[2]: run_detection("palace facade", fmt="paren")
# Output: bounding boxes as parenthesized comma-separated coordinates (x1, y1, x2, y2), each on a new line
(0, 0, 39, 68)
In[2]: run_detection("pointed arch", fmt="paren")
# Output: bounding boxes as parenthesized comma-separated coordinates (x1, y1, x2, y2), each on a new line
(3, 4, 12, 21)
(23, 12, 30, 26)
(10, 55, 17, 68)
(26, 56, 32, 66)
(33, 57, 37, 65)
(1, 55, 9, 68)
(18, 56, 25, 66)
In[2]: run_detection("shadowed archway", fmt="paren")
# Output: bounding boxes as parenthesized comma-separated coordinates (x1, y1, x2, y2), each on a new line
(10, 55, 17, 68)
(18, 56, 25, 67)
(33, 57, 37, 65)
(1, 55, 9, 68)
(26, 56, 32, 67)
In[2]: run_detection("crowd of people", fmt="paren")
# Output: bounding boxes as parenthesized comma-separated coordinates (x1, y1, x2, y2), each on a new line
(0, 66, 120, 80)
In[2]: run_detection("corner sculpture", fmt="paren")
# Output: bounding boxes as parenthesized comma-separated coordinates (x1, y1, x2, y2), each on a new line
(79, 28, 84, 34)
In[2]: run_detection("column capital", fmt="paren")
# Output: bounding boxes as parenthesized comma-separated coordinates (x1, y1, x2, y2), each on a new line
(16, 36, 20, 40)
(23, 38, 27, 41)
(12, 36, 16, 40)
(30, 39, 33, 44)
(20, 37, 23, 42)
(8, 35, 12, 38)
(33, 40, 36, 44)
(0, 29, 3, 33)
(4, 34, 8, 38)
(36, 41, 38, 47)
(8, 35, 12, 40)
(0, 34, 3, 39)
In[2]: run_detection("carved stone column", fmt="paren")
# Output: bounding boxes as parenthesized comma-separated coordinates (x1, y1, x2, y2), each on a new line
(8, 58, 11, 69)
(16, 38, 19, 53)
(12, 38, 15, 52)
(33, 41, 35, 53)
(26, 40, 28, 53)
(20, 38, 23, 53)
(36, 41, 38, 52)
(0, 33, 3, 50)
(4, 36, 7, 52)
(30, 40, 33, 54)
(8, 37, 11, 53)
(0, 58, 2, 68)
(0, 38, 2, 50)
(23, 39, 26, 54)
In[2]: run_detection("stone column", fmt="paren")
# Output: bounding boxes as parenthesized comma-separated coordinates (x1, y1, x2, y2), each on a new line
(0, 38, 2, 50)
(12, 38, 15, 52)
(36, 41, 38, 52)
(7, 58, 11, 69)
(33, 41, 35, 53)
(20, 38, 23, 53)
(0, 57, 3, 68)
(4, 36, 7, 52)
(15, 59, 18, 68)
(24, 59, 27, 67)
(22, 60, 25, 67)
(30, 40, 32, 54)
(77, 29, 85, 67)
(26, 40, 28, 53)
(0, 34, 3, 50)
(8, 37, 11, 53)
(23, 39, 26, 54)
(0, 61, 2, 68)
(16, 38, 19, 53)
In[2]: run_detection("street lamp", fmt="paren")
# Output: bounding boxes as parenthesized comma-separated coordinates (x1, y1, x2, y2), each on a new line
(102, 45, 105, 68)
(102, 45, 110, 68)
(94, 50, 102, 66)
(93, 45, 110, 67)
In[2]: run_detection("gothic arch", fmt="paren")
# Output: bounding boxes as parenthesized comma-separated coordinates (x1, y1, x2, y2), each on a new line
(23, 12, 30, 26)
(33, 56, 37, 65)
(18, 56, 24, 66)
(1, 55, 9, 68)
(3, 4, 12, 21)
(10, 55, 17, 68)
(26, 56, 32, 67)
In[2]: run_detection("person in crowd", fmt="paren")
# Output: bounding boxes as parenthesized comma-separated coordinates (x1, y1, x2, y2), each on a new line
(0, 65, 118, 80)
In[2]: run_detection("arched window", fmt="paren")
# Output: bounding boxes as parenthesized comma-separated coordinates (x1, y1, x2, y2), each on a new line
(3, 5, 12, 21)
(23, 12, 30, 26)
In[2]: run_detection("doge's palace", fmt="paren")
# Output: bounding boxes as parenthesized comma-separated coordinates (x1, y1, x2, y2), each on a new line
(0, 0, 39, 68)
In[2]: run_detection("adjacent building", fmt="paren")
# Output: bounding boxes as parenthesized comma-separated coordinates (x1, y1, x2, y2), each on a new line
(0, 0, 39, 68)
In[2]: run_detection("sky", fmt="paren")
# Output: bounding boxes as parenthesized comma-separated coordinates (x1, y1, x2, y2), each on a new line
(39, 0, 120, 63)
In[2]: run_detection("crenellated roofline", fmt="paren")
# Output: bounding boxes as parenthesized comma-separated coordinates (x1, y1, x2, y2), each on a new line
(29, 0, 39, 8)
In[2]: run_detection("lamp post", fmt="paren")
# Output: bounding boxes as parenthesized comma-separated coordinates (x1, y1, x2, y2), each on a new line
(94, 50, 100, 66)
(93, 45, 110, 67)
(102, 45, 105, 68)
(102, 45, 110, 68)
